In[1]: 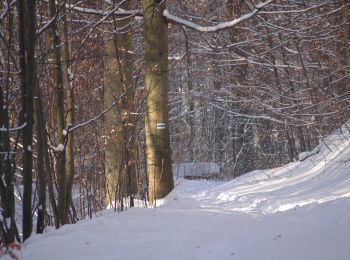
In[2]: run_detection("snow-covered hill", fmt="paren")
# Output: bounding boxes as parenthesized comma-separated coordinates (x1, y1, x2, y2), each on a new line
(23, 125, 350, 260)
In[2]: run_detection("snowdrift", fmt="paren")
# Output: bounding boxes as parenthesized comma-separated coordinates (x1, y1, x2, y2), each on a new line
(182, 128, 350, 215)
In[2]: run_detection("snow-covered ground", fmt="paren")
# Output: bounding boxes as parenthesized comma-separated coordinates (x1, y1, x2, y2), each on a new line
(23, 126, 350, 260)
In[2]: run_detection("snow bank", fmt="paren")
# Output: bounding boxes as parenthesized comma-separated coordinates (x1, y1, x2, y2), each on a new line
(298, 145, 320, 161)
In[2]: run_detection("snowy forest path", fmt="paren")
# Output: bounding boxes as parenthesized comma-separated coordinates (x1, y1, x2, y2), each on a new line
(24, 126, 350, 260)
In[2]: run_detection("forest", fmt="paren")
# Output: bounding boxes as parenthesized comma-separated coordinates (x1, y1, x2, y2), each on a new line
(0, 0, 349, 256)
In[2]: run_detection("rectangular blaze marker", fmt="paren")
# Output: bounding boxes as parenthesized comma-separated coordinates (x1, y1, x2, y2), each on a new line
(156, 123, 166, 129)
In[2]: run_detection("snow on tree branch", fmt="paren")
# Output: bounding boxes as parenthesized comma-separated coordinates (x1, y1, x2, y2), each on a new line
(37, 16, 56, 35)
(0, 0, 16, 21)
(163, 0, 274, 32)
(66, 4, 141, 17)
(0, 123, 27, 132)
(40, 0, 142, 18)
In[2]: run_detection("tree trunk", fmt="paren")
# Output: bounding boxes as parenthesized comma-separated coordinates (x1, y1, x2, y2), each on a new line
(103, 0, 136, 209)
(183, 27, 195, 161)
(343, 0, 350, 61)
(266, 26, 295, 162)
(0, 1, 20, 244)
(277, 32, 306, 155)
(48, 0, 67, 225)
(143, 0, 174, 203)
(18, 0, 36, 241)
(34, 81, 46, 234)
(61, 3, 75, 222)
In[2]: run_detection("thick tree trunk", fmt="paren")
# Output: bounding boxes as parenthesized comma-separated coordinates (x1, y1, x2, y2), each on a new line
(104, 1, 136, 209)
(143, 0, 174, 203)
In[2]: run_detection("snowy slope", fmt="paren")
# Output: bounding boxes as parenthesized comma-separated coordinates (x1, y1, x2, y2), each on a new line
(23, 125, 350, 260)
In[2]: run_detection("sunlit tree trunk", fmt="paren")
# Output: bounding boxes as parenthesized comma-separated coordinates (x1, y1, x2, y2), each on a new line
(143, 0, 174, 203)
(61, 3, 75, 222)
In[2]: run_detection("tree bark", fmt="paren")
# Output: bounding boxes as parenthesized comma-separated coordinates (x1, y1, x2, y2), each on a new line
(103, 0, 136, 209)
(61, 3, 75, 222)
(48, 0, 67, 225)
(18, 0, 36, 241)
(143, 0, 174, 203)
(0, 0, 20, 244)
(343, 0, 350, 61)
(34, 81, 47, 234)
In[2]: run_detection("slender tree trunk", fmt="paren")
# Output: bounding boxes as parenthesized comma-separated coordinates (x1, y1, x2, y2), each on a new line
(48, 0, 67, 225)
(0, 1, 20, 244)
(143, 0, 174, 203)
(212, 57, 224, 163)
(295, 40, 317, 150)
(18, 0, 36, 241)
(34, 81, 46, 234)
(45, 139, 60, 229)
(343, 1, 350, 61)
(182, 27, 194, 161)
(227, 0, 250, 176)
(277, 32, 306, 155)
(266, 26, 295, 162)
(61, 3, 75, 222)
(33, 79, 59, 231)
